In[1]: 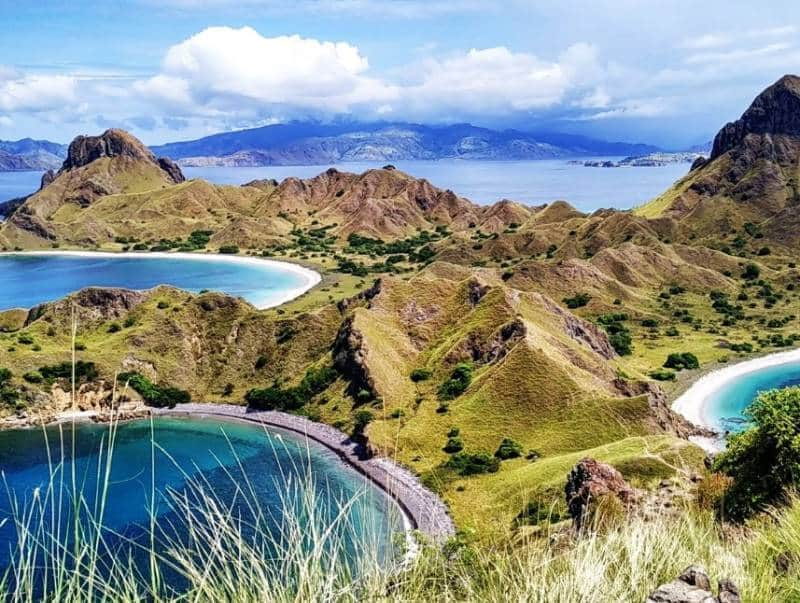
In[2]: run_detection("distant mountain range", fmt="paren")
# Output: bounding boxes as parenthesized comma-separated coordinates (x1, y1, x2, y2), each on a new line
(150, 122, 661, 166)
(0, 138, 67, 171)
(0, 123, 662, 171)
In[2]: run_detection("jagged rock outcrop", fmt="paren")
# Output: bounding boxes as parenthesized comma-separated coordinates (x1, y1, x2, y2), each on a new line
(60, 129, 183, 184)
(332, 315, 377, 399)
(445, 318, 526, 365)
(26, 287, 148, 325)
(647, 565, 741, 603)
(565, 457, 640, 530)
(711, 75, 800, 161)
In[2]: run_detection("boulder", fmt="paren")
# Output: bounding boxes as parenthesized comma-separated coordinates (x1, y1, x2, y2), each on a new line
(646, 566, 741, 603)
(564, 457, 639, 530)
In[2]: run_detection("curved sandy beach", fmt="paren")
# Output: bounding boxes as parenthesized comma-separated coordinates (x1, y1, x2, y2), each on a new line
(0, 250, 322, 309)
(672, 347, 800, 452)
(152, 403, 456, 547)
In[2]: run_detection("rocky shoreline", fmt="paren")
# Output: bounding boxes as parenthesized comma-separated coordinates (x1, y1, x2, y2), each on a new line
(151, 403, 456, 542)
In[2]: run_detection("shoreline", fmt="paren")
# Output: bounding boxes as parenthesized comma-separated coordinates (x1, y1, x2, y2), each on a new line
(0, 250, 322, 310)
(671, 347, 800, 452)
(150, 403, 455, 545)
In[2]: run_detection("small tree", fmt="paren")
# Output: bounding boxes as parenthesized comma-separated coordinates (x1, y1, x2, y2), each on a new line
(495, 437, 524, 460)
(714, 386, 800, 520)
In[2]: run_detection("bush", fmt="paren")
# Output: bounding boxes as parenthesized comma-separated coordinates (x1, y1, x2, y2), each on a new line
(443, 436, 464, 453)
(649, 369, 676, 382)
(742, 263, 760, 280)
(695, 472, 733, 512)
(254, 355, 268, 370)
(23, 370, 43, 384)
(663, 352, 700, 371)
(352, 409, 374, 436)
(218, 245, 240, 254)
(246, 365, 337, 411)
(123, 316, 136, 328)
(445, 452, 500, 476)
(410, 368, 432, 382)
(40, 361, 98, 384)
(17, 333, 33, 345)
(107, 322, 121, 333)
(714, 386, 800, 519)
(120, 372, 190, 408)
(437, 363, 473, 400)
(495, 437, 523, 460)
(563, 293, 591, 309)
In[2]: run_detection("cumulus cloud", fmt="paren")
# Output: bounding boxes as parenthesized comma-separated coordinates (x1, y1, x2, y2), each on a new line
(0, 69, 78, 112)
(134, 27, 397, 115)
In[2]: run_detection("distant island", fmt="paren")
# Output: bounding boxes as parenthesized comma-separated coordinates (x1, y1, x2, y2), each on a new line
(0, 122, 662, 171)
(569, 151, 706, 168)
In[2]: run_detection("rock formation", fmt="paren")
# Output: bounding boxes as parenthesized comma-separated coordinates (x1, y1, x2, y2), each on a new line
(564, 457, 640, 530)
(646, 565, 740, 603)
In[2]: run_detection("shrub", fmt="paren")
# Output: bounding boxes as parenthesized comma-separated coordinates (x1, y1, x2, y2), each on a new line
(23, 370, 43, 384)
(352, 409, 374, 436)
(447, 427, 460, 438)
(410, 368, 432, 382)
(40, 361, 98, 384)
(157, 301, 170, 309)
(107, 322, 121, 333)
(443, 437, 464, 453)
(17, 333, 33, 345)
(218, 245, 240, 254)
(254, 355, 268, 370)
(445, 452, 500, 476)
(563, 293, 591, 309)
(649, 369, 676, 382)
(742, 263, 760, 280)
(119, 372, 190, 408)
(0, 368, 11, 385)
(714, 386, 800, 520)
(663, 352, 700, 371)
(495, 437, 523, 460)
(437, 363, 473, 400)
(246, 365, 337, 411)
(123, 316, 136, 328)
(641, 318, 659, 328)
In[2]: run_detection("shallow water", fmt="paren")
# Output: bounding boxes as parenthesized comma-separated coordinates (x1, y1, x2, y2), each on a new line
(0, 417, 401, 575)
(0, 253, 315, 310)
(702, 360, 800, 433)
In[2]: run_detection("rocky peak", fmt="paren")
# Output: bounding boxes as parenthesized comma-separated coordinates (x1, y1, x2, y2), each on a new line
(710, 74, 800, 160)
(59, 129, 184, 184)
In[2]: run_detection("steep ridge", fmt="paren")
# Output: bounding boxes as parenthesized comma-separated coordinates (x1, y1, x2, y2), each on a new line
(639, 75, 800, 247)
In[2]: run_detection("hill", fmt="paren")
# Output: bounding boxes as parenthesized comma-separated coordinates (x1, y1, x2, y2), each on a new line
(637, 74, 800, 250)
(151, 121, 659, 166)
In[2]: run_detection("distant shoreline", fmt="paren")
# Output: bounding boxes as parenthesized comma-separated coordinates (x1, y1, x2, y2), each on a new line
(0, 249, 322, 309)
(671, 347, 800, 452)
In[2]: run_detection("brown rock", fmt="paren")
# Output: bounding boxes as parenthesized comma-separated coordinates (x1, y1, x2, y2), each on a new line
(564, 457, 639, 530)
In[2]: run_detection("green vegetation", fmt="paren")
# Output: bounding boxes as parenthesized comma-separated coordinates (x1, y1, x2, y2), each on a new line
(663, 352, 700, 371)
(563, 293, 591, 309)
(410, 368, 432, 382)
(218, 244, 240, 254)
(245, 365, 337, 411)
(714, 386, 800, 520)
(437, 363, 473, 400)
(495, 437, 524, 459)
(119, 372, 190, 408)
(445, 451, 501, 475)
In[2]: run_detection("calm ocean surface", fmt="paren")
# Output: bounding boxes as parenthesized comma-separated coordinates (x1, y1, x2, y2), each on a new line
(0, 417, 401, 577)
(0, 253, 314, 310)
(1, 159, 689, 212)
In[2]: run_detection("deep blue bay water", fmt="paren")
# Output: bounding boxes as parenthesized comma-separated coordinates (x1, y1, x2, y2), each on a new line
(0, 252, 318, 310)
(0, 417, 402, 580)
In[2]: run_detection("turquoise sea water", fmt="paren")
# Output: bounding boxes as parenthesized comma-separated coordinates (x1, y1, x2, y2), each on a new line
(0, 417, 401, 578)
(0, 253, 314, 310)
(702, 361, 800, 433)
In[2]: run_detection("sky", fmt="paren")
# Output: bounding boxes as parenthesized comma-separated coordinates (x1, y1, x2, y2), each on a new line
(0, 0, 798, 148)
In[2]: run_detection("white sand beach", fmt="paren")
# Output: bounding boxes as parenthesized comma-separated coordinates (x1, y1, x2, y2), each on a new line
(672, 347, 800, 452)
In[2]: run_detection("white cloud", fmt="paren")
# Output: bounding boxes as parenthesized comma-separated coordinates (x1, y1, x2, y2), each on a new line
(0, 115, 13, 127)
(135, 27, 397, 115)
(679, 33, 732, 50)
(0, 70, 78, 113)
(686, 42, 792, 65)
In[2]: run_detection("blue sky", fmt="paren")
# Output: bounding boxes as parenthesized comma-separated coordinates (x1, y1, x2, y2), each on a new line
(0, 0, 799, 147)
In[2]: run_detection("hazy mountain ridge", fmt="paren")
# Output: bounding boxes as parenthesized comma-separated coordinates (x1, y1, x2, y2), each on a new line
(152, 122, 661, 166)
